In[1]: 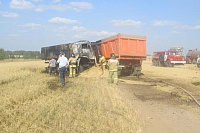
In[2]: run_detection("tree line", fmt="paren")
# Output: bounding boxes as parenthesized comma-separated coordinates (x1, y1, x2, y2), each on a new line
(0, 48, 41, 60)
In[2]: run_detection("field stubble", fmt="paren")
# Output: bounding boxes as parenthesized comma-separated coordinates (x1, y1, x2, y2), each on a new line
(142, 57, 200, 104)
(0, 60, 143, 132)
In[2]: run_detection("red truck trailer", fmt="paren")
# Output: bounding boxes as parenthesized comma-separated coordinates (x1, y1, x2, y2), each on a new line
(92, 33, 146, 76)
(152, 50, 186, 67)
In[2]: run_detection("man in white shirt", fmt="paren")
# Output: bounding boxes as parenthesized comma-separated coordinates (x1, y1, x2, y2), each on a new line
(57, 51, 69, 86)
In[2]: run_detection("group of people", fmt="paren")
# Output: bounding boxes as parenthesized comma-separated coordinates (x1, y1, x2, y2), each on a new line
(49, 51, 119, 87)
(49, 51, 77, 87)
(51, 52, 200, 87)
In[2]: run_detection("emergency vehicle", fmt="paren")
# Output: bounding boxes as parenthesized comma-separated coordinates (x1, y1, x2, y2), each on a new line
(152, 50, 186, 67)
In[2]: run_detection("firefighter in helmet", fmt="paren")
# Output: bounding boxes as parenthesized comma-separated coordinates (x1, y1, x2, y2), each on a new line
(107, 53, 119, 84)
(69, 53, 77, 78)
(99, 54, 106, 73)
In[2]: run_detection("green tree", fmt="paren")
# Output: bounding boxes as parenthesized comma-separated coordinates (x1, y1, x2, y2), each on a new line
(5, 51, 14, 59)
(23, 51, 41, 59)
(0, 48, 5, 60)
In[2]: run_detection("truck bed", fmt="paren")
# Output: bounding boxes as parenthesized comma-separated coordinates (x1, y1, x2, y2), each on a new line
(99, 34, 146, 60)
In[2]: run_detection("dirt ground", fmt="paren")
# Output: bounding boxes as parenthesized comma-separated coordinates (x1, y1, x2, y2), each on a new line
(119, 58, 200, 133)
(82, 57, 200, 133)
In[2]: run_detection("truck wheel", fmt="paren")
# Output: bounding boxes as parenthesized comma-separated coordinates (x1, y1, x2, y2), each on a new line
(118, 70, 122, 77)
(167, 60, 173, 67)
(158, 61, 162, 67)
(155, 60, 158, 66)
(136, 70, 141, 76)
(132, 69, 141, 76)
(152, 60, 156, 66)
(78, 65, 84, 73)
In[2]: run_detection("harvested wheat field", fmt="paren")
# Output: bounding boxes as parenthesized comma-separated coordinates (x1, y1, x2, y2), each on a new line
(1, 59, 200, 133)
(0, 60, 143, 132)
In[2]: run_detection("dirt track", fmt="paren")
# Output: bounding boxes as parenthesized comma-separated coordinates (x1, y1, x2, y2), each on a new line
(82, 57, 200, 133)
(118, 59, 200, 133)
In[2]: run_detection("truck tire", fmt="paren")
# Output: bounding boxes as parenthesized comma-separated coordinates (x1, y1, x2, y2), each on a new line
(78, 65, 84, 73)
(136, 70, 141, 76)
(133, 71, 141, 76)
(154, 60, 158, 66)
(118, 70, 122, 77)
(152, 60, 156, 66)
(158, 61, 162, 67)
(166, 60, 173, 67)
(132, 69, 141, 76)
(155, 60, 159, 66)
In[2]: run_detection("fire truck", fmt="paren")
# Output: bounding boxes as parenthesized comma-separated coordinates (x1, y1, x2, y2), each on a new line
(152, 50, 186, 67)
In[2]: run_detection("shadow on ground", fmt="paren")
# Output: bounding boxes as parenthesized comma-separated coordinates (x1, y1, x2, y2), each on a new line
(47, 78, 60, 90)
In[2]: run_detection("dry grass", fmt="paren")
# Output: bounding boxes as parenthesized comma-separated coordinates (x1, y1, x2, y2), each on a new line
(142, 59, 200, 84)
(142, 59, 200, 102)
(0, 60, 143, 132)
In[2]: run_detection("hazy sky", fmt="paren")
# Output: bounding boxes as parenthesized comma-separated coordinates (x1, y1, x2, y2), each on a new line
(0, 0, 200, 54)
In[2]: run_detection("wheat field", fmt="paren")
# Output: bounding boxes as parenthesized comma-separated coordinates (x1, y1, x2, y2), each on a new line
(0, 60, 143, 133)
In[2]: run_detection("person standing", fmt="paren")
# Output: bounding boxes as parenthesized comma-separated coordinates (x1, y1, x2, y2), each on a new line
(69, 53, 77, 78)
(48, 56, 57, 75)
(57, 51, 69, 87)
(107, 53, 119, 84)
(197, 55, 200, 68)
(99, 55, 106, 74)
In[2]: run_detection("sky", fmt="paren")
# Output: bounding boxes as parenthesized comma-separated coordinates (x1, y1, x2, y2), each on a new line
(0, 0, 200, 55)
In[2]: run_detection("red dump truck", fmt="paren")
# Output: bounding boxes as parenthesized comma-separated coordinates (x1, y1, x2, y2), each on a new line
(92, 33, 146, 75)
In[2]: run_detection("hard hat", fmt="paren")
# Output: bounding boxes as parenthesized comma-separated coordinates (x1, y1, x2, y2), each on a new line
(71, 53, 75, 57)
(110, 53, 115, 58)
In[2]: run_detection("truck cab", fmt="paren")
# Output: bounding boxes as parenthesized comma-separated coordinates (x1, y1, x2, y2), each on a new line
(71, 40, 96, 73)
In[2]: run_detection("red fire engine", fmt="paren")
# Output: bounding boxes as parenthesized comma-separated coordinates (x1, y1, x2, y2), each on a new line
(152, 50, 186, 67)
